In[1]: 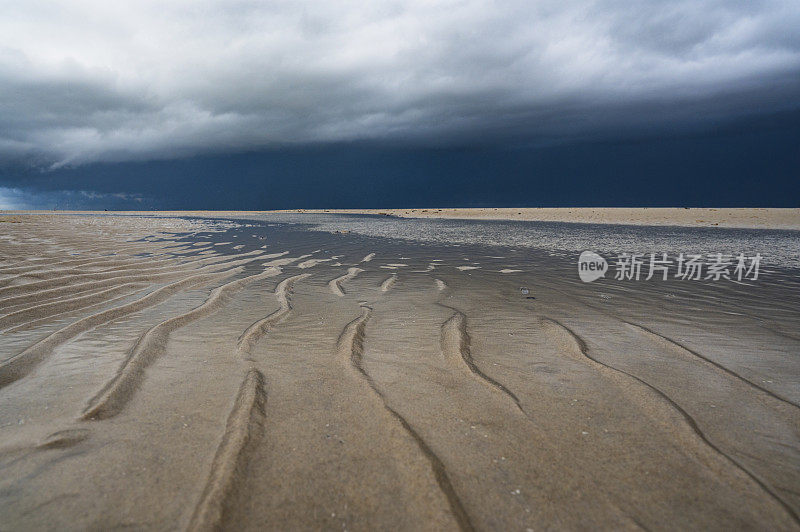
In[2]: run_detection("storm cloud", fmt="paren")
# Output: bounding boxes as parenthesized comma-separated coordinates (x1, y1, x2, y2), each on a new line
(1, 0, 799, 167)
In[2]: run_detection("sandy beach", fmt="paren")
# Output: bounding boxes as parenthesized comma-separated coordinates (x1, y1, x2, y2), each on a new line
(281, 208, 800, 231)
(6, 208, 800, 230)
(1, 213, 799, 530)
(3, 0, 799, 527)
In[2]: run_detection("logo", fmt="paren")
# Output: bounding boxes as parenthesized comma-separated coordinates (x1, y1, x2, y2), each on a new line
(578, 251, 608, 283)
(577, 251, 762, 283)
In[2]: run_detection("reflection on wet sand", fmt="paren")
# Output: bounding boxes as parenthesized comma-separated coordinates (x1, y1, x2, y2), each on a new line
(1, 213, 798, 530)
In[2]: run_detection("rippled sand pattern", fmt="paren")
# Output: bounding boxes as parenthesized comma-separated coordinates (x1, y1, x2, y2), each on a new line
(1, 214, 799, 531)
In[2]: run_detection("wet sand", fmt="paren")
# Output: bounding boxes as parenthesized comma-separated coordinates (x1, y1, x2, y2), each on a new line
(292, 208, 800, 230)
(1, 213, 799, 530)
(6, 208, 800, 230)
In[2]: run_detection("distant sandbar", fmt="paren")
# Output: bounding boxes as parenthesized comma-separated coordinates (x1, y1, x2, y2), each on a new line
(3, 208, 799, 230)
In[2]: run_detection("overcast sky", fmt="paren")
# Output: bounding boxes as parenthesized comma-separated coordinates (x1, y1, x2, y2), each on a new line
(1, 0, 799, 169)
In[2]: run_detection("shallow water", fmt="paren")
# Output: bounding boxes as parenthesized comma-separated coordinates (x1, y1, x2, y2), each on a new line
(213, 212, 800, 269)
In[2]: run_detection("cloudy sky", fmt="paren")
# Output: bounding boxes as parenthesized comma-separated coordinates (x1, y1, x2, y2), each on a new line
(1, 0, 799, 208)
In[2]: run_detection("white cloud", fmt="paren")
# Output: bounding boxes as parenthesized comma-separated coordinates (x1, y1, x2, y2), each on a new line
(1, 0, 798, 166)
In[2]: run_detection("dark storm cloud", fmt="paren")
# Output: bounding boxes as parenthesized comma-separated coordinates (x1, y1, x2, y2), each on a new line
(0, 186, 145, 209)
(1, 0, 799, 167)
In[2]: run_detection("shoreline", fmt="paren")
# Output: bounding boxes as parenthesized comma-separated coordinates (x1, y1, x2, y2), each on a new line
(280, 207, 800, 230)
(3, 208, 799, 231)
